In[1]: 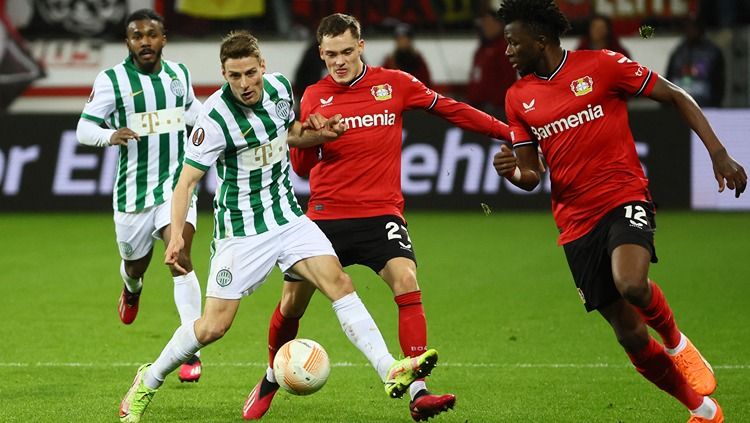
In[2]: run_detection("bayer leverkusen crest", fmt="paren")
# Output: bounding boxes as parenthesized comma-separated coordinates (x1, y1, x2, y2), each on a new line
(570, 76, 594, 97)
(370, 84, 393, 101)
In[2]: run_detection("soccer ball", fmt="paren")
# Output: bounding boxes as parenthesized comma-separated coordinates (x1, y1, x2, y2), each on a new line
(273, 339, 330, 396)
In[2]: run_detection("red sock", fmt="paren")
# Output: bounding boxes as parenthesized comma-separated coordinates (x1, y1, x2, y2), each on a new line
(268, 303, 300, 367)
(395, 291, 427, 357)
(627, 336, 703, 410)
(636, 280, 682, 349)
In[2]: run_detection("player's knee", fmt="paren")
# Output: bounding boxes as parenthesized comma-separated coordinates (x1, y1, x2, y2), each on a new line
(325, 271, 354, 299)
(334, 271, 354, 292)
(392, 272, 418, 294)
(617, 279, 650, 306)
(198, 320, 233, 344)
(124, 261, 147, 279)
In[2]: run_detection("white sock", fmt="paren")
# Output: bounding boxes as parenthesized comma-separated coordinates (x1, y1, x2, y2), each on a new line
(332, 292, 395, 381)
(409, 380, 428, 400)
(120, 261, 142, 293)
(266, 366, 276, 384)
(173, 272, 202, 358)
(690, 397, 717, 419)
(144, 320, 203, 389)
(173, 271, 202, 322)
(665, 333, 687, 356)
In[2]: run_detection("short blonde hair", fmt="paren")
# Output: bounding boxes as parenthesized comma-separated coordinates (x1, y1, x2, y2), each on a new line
(220, 30, 261, 65)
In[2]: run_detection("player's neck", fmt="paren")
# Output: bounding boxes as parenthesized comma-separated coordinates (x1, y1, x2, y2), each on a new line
(340, 61, 365, 86)
(535, 47, 565, 78)
(127, 54, 163, 75)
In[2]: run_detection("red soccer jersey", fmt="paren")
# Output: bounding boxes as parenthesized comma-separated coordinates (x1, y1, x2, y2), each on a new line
(506, 49, 658, 245)
(297, 65, 509, 221)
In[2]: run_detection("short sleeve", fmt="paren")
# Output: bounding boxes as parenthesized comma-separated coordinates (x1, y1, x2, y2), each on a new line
(505, 89, 535, 148)
(268, 72, 296, 127)
(184, 113, 224, 171)
(181, 64, 196, 107)
(397, 70, 439, 111)
(598, 49, 658, 97)
(81, 71, 116, 125)
(181, 64, 203, 126)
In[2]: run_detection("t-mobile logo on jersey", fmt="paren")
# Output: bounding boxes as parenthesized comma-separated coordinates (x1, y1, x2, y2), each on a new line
(342, 110, 396, 129)
(530, 104, 605, 140)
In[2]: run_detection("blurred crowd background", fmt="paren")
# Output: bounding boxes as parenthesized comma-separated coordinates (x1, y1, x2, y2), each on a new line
(2, 0, 750, 112)
(2, 1, 749, 213)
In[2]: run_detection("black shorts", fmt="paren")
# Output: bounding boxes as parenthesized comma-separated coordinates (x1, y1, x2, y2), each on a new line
(563, 201, 658, 312)
(285, 215, 416, 281)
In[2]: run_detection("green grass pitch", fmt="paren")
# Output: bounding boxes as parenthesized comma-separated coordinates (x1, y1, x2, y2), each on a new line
(1, 211, 748, 422)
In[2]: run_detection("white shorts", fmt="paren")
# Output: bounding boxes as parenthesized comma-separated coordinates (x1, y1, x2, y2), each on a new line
(114, 196, 197, 260)
(206, 215, 336, 300)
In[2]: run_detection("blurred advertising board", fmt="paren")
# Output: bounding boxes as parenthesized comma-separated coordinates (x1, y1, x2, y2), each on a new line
(0, 108, 693, 212)
(691, 109, 750, 210)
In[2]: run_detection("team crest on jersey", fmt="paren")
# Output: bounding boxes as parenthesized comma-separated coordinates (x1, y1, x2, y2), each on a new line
(118, 242, 134, 258)
(170, 79, 185, 97)
(192, 127, 205, 146)
(370, 84, 393, 101)
(216, 268, 233, 287)
(275, 99, 291, 119)
(570, 76, 594, 97)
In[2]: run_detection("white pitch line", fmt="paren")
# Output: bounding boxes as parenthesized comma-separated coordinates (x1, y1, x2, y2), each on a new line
(0, 362, 748, 369)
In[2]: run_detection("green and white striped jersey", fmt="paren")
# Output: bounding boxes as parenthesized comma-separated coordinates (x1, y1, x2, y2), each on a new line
(80, 56, 199, 212)
(185, 73, 303, 239)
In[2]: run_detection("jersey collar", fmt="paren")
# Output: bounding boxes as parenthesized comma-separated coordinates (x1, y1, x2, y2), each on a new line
(348, 64, 368, 87)
(123, 55, 164, 77)
(533, 50, 568, 81)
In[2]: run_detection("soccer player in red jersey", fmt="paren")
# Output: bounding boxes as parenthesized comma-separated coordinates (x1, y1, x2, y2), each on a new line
(242, 13, 511, 422)
(492, 1, 746, 422)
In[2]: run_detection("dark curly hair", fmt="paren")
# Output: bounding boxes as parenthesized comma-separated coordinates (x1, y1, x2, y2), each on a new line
(496, 0, 571, 44)
(125, 9, 165, 35)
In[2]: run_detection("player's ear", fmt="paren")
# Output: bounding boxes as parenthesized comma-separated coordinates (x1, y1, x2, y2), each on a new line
(536, 34, 547, 51)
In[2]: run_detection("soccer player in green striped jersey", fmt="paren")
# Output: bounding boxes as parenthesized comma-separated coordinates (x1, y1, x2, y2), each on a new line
(76, 9, 204, 382)
(118, 30, 439, 422)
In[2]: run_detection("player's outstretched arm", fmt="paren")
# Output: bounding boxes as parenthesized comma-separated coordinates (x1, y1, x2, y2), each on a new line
(166, 164, 205, 274)
(429, 96, 511, 141)
(493, 144, 542, 191)
(648, 75, 747, 197)
(76, 118, 139, 147)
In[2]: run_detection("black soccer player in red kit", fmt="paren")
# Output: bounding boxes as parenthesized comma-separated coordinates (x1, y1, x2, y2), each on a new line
(492, 1, 746, 422)
(242, 13, 511, 422)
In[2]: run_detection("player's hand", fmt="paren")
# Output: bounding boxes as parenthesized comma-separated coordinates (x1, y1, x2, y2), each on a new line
(323, 114, 346, 138)
(312, 114, 346, 142)
(165, 236, 187, 274)
(302, 113, 328, 131)
(493, 144, 518, 177)
(109, 128, 140, 146)
(711, 148, 747, 198)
